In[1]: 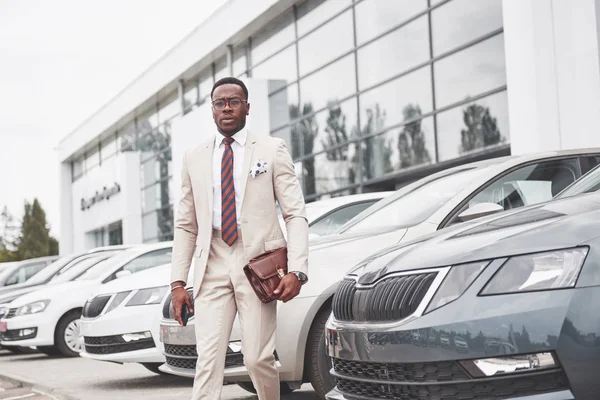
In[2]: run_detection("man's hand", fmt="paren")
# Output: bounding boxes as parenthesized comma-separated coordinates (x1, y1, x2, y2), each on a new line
(171, 286, 194, 327)
(274, 274, 302, 303)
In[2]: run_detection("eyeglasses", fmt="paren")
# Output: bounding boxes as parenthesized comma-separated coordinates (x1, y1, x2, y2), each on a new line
(212, 97, 247, 111)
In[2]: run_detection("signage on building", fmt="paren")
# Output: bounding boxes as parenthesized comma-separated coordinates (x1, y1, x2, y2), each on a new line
(81, 183, 121, 211)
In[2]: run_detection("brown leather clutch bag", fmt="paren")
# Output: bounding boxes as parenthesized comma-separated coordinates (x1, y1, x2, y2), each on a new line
(243, 247, 288, 303)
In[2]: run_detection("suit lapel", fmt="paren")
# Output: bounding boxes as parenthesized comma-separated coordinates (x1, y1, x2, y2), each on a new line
(202, 140, 214, 216)
(239, 133, 256, 213)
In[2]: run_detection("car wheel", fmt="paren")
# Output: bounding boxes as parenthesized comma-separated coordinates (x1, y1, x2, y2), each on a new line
(37, 346, 61, 357)
(54, 310, 84, 357)
(141, 363, 168, 375)
(236, 381, 294, 395)
(305, 304, 336, 399)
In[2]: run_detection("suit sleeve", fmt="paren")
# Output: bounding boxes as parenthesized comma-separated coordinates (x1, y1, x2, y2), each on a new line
(273, 139, 309, 276)
(170, 151, 198, 285)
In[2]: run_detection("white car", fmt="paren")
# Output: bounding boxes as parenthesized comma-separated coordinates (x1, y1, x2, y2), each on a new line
(80, 264, 174, 374)
(277, 192, 393, 238)
(159, 149, 600, 398)
(0, 242, 173, 357)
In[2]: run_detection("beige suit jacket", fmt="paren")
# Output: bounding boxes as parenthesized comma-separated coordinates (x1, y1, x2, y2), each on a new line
(170, 132, 309, 298)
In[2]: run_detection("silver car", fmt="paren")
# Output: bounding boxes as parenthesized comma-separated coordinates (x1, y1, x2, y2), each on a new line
(159, 149, 600, 398)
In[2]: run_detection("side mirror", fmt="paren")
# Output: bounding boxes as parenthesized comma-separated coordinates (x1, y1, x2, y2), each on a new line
(457, 202, 504, 222)
(115, 270, 132, 279)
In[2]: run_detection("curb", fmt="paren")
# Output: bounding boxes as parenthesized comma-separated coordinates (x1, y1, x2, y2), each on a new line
(0, 371, 80, 400)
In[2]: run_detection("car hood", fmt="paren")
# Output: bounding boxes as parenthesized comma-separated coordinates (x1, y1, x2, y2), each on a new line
(9, 280, 98, 307)
(309, 226, 407, 252)
(93, 264, 171, 295)
(350, 193, 600, 285)
(0, 285, 42, 304)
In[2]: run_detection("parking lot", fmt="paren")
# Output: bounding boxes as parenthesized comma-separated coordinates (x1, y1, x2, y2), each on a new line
(0, 350, 318, 400)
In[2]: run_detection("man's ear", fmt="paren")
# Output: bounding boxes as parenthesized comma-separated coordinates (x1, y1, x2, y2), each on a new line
(246, 102, 251, 116)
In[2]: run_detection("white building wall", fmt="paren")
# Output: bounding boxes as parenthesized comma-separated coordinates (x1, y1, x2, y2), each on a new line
(504, 0, 600, 155)
(69, 153, 142, 253)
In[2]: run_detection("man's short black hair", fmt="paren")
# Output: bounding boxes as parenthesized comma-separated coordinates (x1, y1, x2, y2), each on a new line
(211, 77, 249, 100)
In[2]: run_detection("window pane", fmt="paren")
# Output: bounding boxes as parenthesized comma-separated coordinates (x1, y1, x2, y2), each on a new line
(357, 15, 429, 90)
(141, 150, 172, 187)
(198, 66, 214, 101)
(121, 248, 173, 274)
(468, 159, 580, 211)
(251, 45, 298, 90)
(142, 181, 172, 213)
(296, 0, 352, 37)
(137, 106, 159, 137)
(362, 116, 435, 180)
(432, 0, 503, 56)
(214, 55, 229, 81)
(183, 79, 198, 112)
(298, 10, 354, 76)
(159, 92, 180, 123)
(142, 207, 174, 242)
(85, 146, 100, 171)
(269, 84, 298, 131)
(355, 0, 427, 45)
(233, 43, 248, 76)
(101, 134, 117, 160)
(359, 66, 433, 134)
(434, 34, 506, 109)
(73, 157, 84, 179)
(310, 201, 374, 236)
(307, 144, 357, 196)
(119, 121, 136, 152)
(436, 90, 509, 162)
(271, 125, 294, 157)
(299, 54, 356, 112)
(138, 127, 171, 160)
(251, 10, 295, 66)
(312, 97, 358, 154)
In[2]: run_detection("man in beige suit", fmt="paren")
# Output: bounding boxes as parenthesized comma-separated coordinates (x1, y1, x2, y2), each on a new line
(170, 77, 309, 400)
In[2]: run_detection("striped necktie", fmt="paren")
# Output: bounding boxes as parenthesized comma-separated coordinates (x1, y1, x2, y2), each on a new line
(221, 137, 237, 246)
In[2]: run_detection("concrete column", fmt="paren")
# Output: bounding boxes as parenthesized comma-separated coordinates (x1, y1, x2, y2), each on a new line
(503, 0, 600, 155)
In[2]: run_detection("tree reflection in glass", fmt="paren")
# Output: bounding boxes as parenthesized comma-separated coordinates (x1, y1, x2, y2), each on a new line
(459, 102, 506, 154)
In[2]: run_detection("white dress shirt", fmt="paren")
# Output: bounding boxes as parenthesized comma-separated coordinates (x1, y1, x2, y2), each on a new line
(212, 129, 247, 229)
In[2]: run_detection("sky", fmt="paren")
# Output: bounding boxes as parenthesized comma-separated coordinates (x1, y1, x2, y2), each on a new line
(0, 0, 226, 238)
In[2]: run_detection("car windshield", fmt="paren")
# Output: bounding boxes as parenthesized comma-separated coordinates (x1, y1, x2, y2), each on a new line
(277, 201, 335, 224)
(557, 165, 600, 198)
(49, 255, 111, 283)
(341, 167, 489, 234)
(75, 250, 139, 281)
(25, 255, 77, 285)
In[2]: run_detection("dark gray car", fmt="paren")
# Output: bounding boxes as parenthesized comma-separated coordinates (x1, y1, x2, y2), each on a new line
(325, 188, 600, 399)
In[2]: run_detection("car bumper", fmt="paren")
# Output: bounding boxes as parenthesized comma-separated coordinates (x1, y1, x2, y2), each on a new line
(325, 284, 596, 399)
(159, 318, 276, 381)
(0, 314, 54, 347)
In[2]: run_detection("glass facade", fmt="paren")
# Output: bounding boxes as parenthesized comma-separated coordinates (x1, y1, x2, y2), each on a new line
(70, 0, 508, 242)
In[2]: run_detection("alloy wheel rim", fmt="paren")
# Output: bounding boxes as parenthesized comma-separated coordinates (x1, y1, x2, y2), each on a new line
(64, 319, 84, 353)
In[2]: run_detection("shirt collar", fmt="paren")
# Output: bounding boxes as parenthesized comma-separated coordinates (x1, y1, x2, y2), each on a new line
(215, 128, 247, 148)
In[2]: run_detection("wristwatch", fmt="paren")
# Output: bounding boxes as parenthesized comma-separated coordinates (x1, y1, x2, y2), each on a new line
(289, 271, 308, 285)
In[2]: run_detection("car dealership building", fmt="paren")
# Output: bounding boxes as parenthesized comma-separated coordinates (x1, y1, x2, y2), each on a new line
(56, 0, 600, 254)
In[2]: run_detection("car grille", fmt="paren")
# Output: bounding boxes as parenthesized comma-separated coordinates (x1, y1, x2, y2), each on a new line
(332, 359, 470, 382)
(166, 355, 196, 370)
(84, 335, 155, 355)
(162, 288, 194, 319)
(163, 344, 264, 370)
(333, 272, 437, 322)
(164, 344, 197, 358)
(4, 308, 17, 319)
(333, 359, 569, 400)
(82, 295, 111, 318)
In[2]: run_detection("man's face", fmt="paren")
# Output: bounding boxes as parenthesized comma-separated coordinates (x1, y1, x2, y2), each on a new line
(211, 83, 250, 136)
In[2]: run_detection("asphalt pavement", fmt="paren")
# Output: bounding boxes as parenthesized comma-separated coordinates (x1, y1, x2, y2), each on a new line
(0, 350, 318, 400)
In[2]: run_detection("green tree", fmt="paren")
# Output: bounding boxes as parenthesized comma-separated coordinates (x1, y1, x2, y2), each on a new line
(0, 206, 19, 262)
(459, 103, 506, 154)
(15, 199, 58, 260)
(398, 104, 432, 168)
(290, 103, 317, 196)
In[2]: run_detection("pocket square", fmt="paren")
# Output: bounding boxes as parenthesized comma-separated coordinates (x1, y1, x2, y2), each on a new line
(250, 159, 268, 178)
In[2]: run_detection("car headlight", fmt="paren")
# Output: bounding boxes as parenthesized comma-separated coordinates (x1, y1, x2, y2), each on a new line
(104, 291, 132, 313)
(481, 247, 589, 295)
(126, 286, 168, 307)
(16, 300, 50, 316)
(425, 261, 489, 313)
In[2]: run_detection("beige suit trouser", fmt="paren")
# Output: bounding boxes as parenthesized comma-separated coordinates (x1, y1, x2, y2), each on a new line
(192, 229, 279, 400)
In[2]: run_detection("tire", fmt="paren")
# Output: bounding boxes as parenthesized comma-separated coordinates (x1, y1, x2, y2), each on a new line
(236, 381, 294, 395)
(141, 363, 168, 375)
(54, 310, 83, 357)
(37, 346, 61, 357)
(305, 304, 336, 399)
